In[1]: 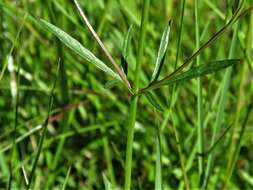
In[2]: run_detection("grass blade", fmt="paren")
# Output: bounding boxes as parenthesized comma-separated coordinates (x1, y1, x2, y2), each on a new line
(61, 166, 71, 190)
(155, 128, 162, 190)
(38, 19, 121, 81)
(150, 21, 171, 83)
(195, 0, 205, 186)
(26, 59, 60, 189)
(121, 24, 134, 75)
(124, 1, 150, 189)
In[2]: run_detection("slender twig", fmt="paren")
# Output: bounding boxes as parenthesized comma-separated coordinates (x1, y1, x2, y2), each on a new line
(73, 0, 131, 91)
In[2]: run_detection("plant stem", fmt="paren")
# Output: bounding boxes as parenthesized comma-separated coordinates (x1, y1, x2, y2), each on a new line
(124, 1, 150, 189)
(195, 0, 205, 186)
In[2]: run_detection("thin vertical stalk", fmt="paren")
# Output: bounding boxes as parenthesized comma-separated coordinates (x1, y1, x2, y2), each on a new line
(26, 60, 59, 190)
(92, 0, 113, 51)
(202, 22, 239, 189)
(195, 0, 204, 186)
(155, 125, 162, 190)
(124, 1, 150, 189)
(169, 109, 190, 190)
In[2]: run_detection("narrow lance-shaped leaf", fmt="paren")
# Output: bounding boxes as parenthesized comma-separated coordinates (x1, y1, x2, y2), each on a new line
(140, 59, 240, 93)
(151, 21, 171, 83)
(38, 19, 121, 81)
(121, 24, 134, 75)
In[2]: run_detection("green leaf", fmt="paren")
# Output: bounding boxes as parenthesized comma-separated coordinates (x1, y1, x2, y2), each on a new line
(151, 21, 171, 83)
(102, 173, 113, 190)
(145, 92, 164, 111)
(153, 59, 240, 88)
(121, 24, 134, 75)
(38, 19, 121, 81)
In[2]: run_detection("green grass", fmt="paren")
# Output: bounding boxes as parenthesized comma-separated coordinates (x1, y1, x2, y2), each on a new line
(0, 0, 253, 189)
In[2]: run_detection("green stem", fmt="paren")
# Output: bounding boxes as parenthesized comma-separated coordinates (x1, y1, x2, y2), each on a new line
(195, 0, 204, 186)
(124, 1, 150, 189)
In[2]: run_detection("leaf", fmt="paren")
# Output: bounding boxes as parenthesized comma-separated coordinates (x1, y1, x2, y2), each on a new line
(161, 59, 240, 86)
(140, 59, 240, 93)
(102, 173, 113, 190)
(104, 79, 119, 89)
(38, 19, 121, 81)
(121, 24, 134, 75)
(145, 92, 164, 111)
(151, 21, 171, 83)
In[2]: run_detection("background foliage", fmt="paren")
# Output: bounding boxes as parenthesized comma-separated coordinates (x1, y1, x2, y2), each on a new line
(0, 0, 252, 189)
